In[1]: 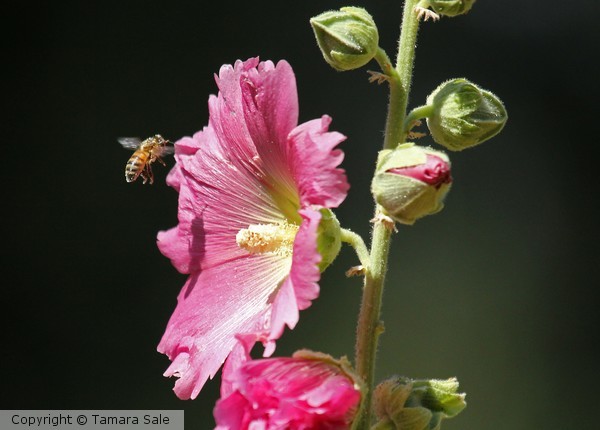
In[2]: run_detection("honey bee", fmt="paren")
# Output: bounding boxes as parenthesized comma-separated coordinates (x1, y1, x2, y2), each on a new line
(118, 135, 174, 184)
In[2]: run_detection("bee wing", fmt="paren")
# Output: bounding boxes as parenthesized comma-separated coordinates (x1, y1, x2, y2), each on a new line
(118, 137, 142, 150)
(160, 146, 175, 156)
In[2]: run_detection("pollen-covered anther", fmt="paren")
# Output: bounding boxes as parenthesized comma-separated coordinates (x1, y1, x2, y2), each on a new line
(236, 222, 299, 257)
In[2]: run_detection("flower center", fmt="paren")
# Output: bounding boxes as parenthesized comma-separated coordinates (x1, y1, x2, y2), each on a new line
(236, 221, 299, 257)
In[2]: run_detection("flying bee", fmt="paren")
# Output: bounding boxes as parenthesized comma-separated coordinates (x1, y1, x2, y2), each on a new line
(118, 134, 174, 184)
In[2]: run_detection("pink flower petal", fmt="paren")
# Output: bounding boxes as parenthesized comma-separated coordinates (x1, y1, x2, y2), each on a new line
(240, 61, 300, 195)
(157, 127, 295, 274)
(213, 390, 252, 430)
(158, 253, 290, 399)
(288, 115, 349, 209)
(214, 356, 361, 429)
(388, 153, 452, 188)
(211, 59, 302, 220)
(264, 208, 322, 356)
(220, 342, 252, 398)
(289, 209, 322, 311)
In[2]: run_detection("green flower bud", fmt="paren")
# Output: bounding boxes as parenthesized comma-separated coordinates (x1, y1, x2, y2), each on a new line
(371, 144, 452, 225)
(426, 78, 507, 151)
(427, 0, 476, 17)
(310, 7, 379, 71)
(316, 208, 342, 271)
(373, 376, 466, 430)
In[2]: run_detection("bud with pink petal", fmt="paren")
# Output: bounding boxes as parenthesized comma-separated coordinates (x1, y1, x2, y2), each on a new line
(371, 144, 452, 225)
(214, 350, 362, 429)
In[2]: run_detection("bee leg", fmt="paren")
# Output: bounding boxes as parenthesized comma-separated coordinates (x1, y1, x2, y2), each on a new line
(146, 164, 154, 185)
(156, 156, 166, 167)
(139, 164, 151, 184)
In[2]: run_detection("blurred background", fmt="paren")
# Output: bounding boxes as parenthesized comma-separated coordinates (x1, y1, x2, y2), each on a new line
(3, 1, 598, 428)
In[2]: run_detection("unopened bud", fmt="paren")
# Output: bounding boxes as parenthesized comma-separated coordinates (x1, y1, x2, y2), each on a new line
(426, 78, 507, 151)
(371, 144, 452, 225)
(427, 0, 476, 17)
(310, 7, 379, 71)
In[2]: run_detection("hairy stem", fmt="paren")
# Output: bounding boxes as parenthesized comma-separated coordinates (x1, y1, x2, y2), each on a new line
(353, 1, 421, 428)
(373, 47, 395, 77)
(404, 104, 434, 130)
(396, 0, 421, 139)
(341, 228, 371, 268)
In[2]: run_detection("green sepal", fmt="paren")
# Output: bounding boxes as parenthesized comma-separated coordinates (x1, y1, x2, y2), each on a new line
(393, 407, 432, 430)
(407, 378, 466, 418)
(316, 208, 342, 272)
(375, 143, 428, 173)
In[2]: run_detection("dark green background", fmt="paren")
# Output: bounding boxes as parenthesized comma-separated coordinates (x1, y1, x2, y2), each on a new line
(4, 1, 598, 429)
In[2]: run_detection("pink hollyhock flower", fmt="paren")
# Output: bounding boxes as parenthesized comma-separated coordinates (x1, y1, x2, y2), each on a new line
(157, 58, 349, 399)
(214, 351, 361, 429)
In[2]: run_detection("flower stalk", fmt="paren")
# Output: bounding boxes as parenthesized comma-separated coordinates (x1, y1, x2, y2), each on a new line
(396, 1, 422, 139)
(404, 104, 434, 131)
(354, 1, 422, 428)
(373, 48, 396, 78)
(341, 228, 371, 268)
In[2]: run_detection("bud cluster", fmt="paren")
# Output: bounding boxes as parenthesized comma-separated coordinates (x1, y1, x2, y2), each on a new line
(373, 376, 466, 430)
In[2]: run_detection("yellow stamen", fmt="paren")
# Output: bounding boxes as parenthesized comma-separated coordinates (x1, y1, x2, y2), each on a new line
(236, 221, 299, 257)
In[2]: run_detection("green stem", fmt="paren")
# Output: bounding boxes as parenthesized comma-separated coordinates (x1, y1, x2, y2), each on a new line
(395, 0, 421, 138)
(341, 228, 371, 268)
(353, 1, 421, 428)
(381, 1, 420, 149)
(404, 104, 434, 131)
(374, 48, 403, 150)
(383, 77, 404, 149)
(373, 47, 394, 76)
(353, 213, 392, 430)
